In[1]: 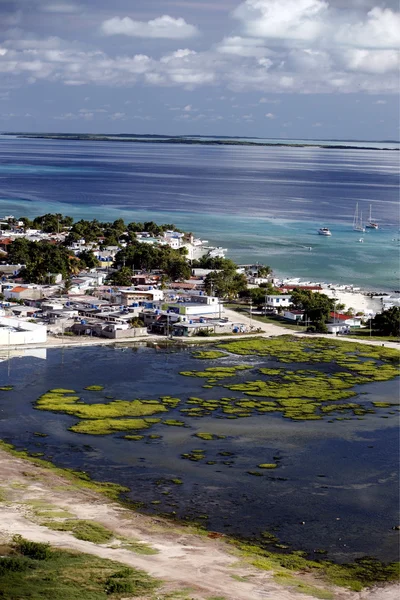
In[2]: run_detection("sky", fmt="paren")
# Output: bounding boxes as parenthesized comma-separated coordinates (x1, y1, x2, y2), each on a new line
(0, 0, 399, 140)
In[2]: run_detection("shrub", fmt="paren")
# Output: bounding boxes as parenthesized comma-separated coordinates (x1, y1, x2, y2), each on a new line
(13, 535, 51, 560)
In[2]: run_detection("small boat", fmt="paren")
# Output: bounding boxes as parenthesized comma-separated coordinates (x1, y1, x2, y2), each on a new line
(365, 204, 378, 229)
(358, 238, 364, 243)
(318, 227, 332, 236)
(353, 203, 365, 232)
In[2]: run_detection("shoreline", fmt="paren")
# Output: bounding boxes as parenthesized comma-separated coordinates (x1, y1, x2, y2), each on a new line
(3, 133, 398, 151)
(0, 441, 399, 600)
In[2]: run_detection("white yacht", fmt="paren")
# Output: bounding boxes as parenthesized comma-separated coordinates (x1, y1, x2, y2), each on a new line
(318, 227, 332, 236)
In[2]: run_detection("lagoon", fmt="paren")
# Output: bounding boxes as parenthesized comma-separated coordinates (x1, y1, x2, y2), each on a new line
(0, 341, 398, 564)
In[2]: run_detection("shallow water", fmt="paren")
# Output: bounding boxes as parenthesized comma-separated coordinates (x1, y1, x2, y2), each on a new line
(0, 137, 399, 290)
(0, 344, 398, 563)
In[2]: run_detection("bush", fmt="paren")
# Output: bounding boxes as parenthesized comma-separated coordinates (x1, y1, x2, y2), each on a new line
(196, 329, 211, 337)
(13, 536, 51, 560)
(0, 557, 31, 575)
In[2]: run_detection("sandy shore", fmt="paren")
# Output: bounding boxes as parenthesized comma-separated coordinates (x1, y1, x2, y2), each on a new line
(0, 447, 398, 600)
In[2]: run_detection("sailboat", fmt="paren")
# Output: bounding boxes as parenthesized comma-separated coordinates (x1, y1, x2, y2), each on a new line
(353, 203, 365, 232)
(365, 204, 378, 229)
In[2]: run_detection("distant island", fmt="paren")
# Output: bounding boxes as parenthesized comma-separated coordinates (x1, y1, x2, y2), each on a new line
(2, 132, 399, 151)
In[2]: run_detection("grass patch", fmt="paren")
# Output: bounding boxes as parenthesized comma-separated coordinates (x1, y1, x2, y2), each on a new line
(0, 536, 159, 599)
(43, 519, 114, 544)
(274, 573, 334, 599)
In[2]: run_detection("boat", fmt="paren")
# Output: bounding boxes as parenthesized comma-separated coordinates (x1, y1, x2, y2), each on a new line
(318, 227, 332, 236)
(353, 203, 365, 232)
(365, 204, 378, 229)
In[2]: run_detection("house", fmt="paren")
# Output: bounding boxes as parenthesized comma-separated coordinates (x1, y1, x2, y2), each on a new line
(4, 286, 43, 301)
(121, 288, 164, 305)
(327, 312, 364, 334)
(0, 316, 47, 345)
(283, 309, 305, 322)
(265, 295, 292, 310)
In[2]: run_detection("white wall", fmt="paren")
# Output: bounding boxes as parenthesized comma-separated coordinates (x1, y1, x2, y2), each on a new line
(0, 317, 47, 345)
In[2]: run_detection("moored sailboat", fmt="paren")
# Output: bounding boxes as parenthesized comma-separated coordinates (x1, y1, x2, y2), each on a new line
(365, 204, 378, 229)
(353, 203, 365, 232)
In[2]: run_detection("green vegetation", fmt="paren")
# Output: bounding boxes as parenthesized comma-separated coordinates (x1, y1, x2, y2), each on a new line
(35, 389, 168, 434)
(84, 385, 104, 391)
(192, 350, 227, 360)
(71, 418, 156, 435)
(258, 463, 278, 469)
(0, 535, 159, 599)
(203, 259, 248, 299)
(194, 432, 225, 440)
(0, 385, 13, 391)
(234, 540, 400, 592)
(371, 307, 400, 337)
(43, 520, 113, 544)
(273, 574, 334, 599)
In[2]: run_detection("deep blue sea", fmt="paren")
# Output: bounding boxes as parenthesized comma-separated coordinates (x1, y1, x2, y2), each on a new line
(0, 136, 398, 290)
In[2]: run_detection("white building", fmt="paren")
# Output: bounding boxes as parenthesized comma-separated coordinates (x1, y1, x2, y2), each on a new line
(0, 317, 47, 345)
(265, 295, 292, 309)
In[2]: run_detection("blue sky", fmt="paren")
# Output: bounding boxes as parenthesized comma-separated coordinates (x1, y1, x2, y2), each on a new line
(0, 0, 399, 140)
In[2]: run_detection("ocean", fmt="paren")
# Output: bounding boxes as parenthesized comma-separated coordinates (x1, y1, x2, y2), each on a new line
(0, 136, 398, 290)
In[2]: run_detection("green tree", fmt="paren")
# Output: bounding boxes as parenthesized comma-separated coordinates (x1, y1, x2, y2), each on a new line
(290, 289, 333, 330)
(77, 250, 100, 269)
(204, 264, 247, 299)
(371, 307, 400, 337)
(165, 258, 191, 281)
(109, 267, 133, 286)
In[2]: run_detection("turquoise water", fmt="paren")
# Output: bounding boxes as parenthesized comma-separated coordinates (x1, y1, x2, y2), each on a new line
(0, 137, 398, 290)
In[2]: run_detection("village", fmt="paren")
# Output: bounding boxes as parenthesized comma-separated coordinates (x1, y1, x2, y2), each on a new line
(0, 214, 398, 347)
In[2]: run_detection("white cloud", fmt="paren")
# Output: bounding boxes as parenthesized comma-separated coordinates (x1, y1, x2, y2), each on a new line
(101, 15, 199, 39)
(233, 0, 328, 42)
(265, 112, 275, 118)
(41, 3, 80, 13)
(111, 112, 126, 120)
(344, 49, 399, 73)
(374, 99, 387, 104)
(334, 7, 400, 49)
(216, 36, 270, 58)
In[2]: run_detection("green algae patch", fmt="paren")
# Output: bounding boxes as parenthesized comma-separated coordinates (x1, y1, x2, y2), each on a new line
(180, 365, 251, 380)
(49, 388, 75, 394)
(258, 463, 278, 469)
(372, 401, 396, 408)
(0, 385, 13, 391)
(194, 432, 225, 440)
(84, 385, 104, 391)
(193, 350, 227, 360)
(70, 418, 151, 435)
(124, 435, 144, 441)
(34, 388, 168, 435)
(232, 540, 400, 592)
(162, 419, 186, 427)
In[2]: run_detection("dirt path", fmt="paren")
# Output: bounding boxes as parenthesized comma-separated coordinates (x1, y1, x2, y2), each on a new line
(0, 449, 398, 600)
